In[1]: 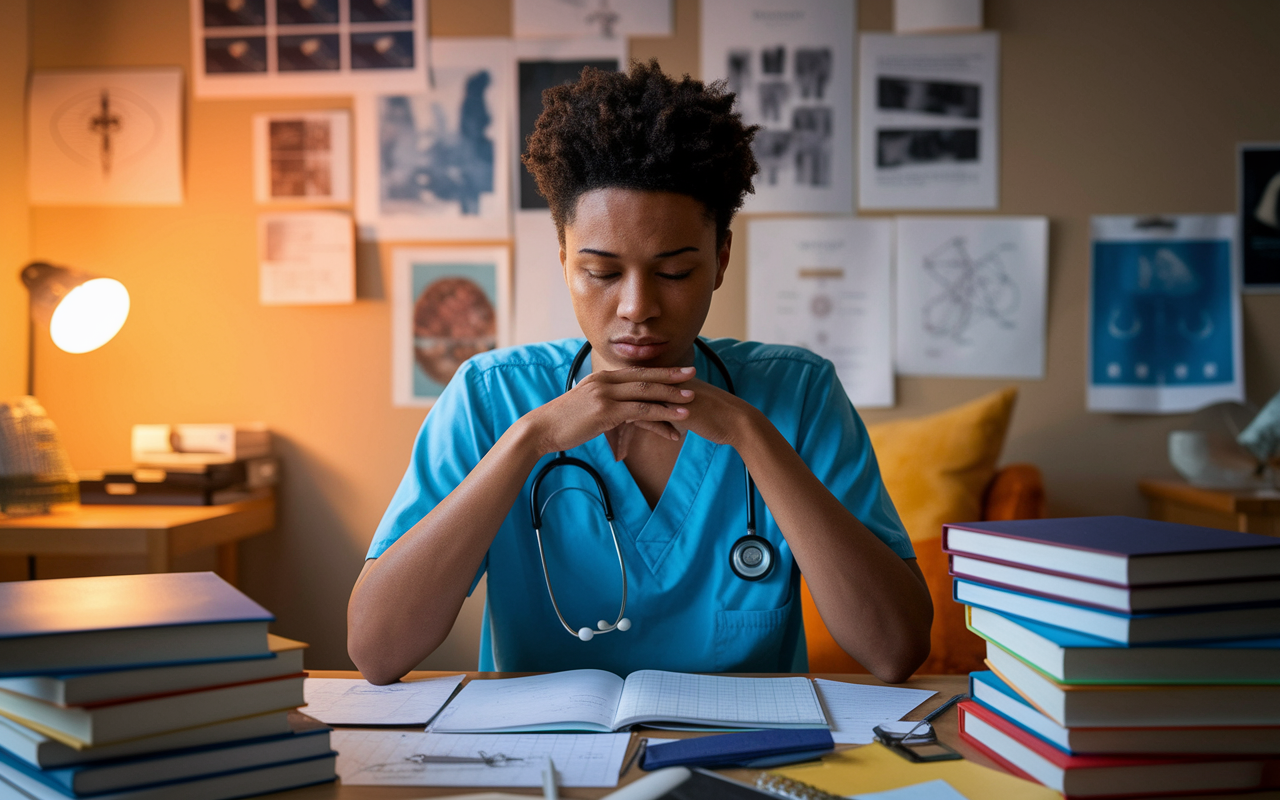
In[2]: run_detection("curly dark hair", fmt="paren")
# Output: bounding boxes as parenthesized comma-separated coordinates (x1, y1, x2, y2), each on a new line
(522, 60, 759, 244)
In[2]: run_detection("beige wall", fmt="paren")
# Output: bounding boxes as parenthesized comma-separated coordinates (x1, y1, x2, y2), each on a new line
(5, 0, 1280, 670)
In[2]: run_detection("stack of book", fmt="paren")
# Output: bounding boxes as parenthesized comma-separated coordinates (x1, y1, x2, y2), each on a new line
(0, 572, 335, 798)
(946, 516, 1280, 798)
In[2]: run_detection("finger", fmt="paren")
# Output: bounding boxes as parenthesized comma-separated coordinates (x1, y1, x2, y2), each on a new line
(594, 366, 696, 385)
(603, 381, 695, 405)
(630, 419, 681, 441)
(620, 400, 690, 425)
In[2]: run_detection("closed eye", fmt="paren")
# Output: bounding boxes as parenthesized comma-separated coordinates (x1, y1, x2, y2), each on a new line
(657, 270, 694, 280)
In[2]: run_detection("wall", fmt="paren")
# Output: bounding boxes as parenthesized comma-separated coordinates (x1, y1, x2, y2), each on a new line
(1, 0, 29, 401)
(7, 0, 1280, 670)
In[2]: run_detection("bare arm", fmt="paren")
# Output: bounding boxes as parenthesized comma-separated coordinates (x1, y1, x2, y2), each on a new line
(678, 380, 933, 683)
(346, 365, 698, 685)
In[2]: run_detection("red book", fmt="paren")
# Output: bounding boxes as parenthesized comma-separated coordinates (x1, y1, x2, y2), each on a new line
(957, 701, 1280, 798)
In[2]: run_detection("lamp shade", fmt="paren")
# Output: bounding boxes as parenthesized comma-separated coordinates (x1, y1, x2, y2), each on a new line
(21, 262, 130, 354)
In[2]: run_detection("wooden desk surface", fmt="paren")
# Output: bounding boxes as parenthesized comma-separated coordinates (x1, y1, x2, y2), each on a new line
(274, 670, 978, 800)
(0, 496, 275, 532)
(1138, 478, 1280, 515)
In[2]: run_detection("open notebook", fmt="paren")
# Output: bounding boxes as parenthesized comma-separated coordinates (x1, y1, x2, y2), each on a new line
(429, 670, 829, 733)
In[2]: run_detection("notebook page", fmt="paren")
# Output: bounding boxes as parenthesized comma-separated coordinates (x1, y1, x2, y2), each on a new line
(814, 679, 935, 744)
(429, 670, 624, 733)
(613, 671, 827, 729)
(303, 675, 464, 726)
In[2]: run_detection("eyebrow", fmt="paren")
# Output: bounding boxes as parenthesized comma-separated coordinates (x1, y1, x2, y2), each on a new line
(577, 246, 700, 258)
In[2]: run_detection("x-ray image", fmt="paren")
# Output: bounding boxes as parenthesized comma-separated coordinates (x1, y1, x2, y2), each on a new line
(355, 39, 512, 241)
(701, 0, 854, 213)
(1089, 215, 1243, 413)
(878, 76, 979, 118)
(877, 128, 979, 168)
(1241, 144, 1280, 290)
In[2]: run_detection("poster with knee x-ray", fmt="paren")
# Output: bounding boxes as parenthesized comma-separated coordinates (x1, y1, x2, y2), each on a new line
(700, 0, 855, 214)
(1089, 215, 1243, 414)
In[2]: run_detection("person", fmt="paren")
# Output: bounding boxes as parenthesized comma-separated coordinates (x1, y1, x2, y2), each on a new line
(348, 61, 933, 685)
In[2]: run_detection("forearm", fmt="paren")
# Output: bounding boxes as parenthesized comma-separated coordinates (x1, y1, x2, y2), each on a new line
(733, 409, 933, 683)
(347, 418, 545, 684)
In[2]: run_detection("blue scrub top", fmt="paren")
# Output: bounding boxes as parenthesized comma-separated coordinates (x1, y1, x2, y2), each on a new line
(368, 338, 913, 675)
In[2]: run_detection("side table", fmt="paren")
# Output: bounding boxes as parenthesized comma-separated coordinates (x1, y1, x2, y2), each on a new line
(1138, 478, 1280, 537)
(0, 495, 275, 586)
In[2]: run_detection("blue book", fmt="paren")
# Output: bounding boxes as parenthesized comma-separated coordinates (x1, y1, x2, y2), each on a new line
(943, 516, 1280, 585)
(0, 573, 272, 676)
(955, 578, 1280, 645)
(642, 729, 834, 770)
(969, 671, 1280, 756)
(966, 605, 1280, 684)
(0, 713, 331, 797)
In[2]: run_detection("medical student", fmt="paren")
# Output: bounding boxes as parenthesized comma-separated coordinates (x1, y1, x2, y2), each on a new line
(348, 61, 933, 685)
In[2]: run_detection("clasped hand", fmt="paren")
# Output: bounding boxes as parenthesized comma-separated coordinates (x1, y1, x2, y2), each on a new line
(527, 366, 750, 457)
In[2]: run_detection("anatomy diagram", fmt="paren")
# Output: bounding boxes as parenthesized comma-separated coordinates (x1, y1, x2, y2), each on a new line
(921, 236, 1020, 343)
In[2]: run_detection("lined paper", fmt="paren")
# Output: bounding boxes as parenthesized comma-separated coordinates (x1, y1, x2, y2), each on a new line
(814, 679, 936, 744)
(303, 675, 464, 726)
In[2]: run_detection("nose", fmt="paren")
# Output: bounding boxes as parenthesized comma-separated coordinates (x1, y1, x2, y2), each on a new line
(616, 272, 660, 323)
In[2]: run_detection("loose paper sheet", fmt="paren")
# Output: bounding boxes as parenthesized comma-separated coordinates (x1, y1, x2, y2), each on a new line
(859, 33, 998, 210)
(1240, 143, 1280, 291)
(894, 0, 982, 33)
(192, 0, 429, 98)
(515, 39, 626, 211)
(514, 0, 672, 39)
(895, 216, 1047, 378)
(302, 675, 464, 726)
(253, 110, 351, 204)
(854, 780, 969, 800)
(355, 39, 512, 241)
(514, 210, 580, 345)
(259, 211, 355, 305)
(333, 730, 630, 787)
(813, 679, 935, 745)
(1089, 215, 1244, 413)
(747, 218, 895, 408)
(701, 0, 856, 214)
(392, 245, 512, 406)
(28, 69, 183, 206)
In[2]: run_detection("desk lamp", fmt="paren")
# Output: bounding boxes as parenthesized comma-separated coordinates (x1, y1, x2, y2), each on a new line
(0, 262, 130, 520)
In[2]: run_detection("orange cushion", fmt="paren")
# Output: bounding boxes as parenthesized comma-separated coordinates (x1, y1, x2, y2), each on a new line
(803, 388, 1018, 675)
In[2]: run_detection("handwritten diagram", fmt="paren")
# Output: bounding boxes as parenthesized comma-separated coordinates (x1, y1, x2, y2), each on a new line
(920, 236, 1021, 343)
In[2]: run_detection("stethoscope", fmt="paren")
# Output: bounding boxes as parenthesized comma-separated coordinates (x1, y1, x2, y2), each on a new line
(529, 338, 776, 642)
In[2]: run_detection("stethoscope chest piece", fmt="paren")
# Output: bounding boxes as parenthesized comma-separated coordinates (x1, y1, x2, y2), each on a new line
(730, 534, 775, 581)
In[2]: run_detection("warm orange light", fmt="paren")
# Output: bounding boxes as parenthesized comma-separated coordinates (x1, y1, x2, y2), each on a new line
(48, 278, 131, 354)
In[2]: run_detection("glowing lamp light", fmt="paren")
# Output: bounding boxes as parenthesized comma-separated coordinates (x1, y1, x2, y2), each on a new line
(20, 262, 131, 395)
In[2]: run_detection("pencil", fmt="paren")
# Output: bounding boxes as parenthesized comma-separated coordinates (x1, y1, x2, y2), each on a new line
(542, 756, 559, 800)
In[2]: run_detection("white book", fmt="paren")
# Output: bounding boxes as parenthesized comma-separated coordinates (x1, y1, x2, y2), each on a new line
(430, 670, 828, 733)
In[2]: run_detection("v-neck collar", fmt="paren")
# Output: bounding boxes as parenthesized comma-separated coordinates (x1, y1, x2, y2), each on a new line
(578, 342, 722, 574)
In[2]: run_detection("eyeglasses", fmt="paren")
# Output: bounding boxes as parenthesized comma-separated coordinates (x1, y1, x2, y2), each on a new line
(872, 692, 968, 763)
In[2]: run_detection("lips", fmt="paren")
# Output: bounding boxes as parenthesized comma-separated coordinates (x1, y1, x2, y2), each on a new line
(610, 336, 668, 361)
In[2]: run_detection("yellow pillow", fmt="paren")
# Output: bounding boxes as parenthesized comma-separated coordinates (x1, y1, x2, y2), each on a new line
(802, 387, 1017, 675)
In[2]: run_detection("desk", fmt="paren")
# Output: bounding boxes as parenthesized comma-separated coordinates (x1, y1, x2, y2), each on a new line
(1139, 478, 1280, 537)
(274, 671, 975, 799)
(0, 496, 275, 586)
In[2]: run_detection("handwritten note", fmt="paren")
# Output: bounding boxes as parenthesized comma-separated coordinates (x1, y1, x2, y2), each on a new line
(332, 730, 630, 787)
(302, 674, 464, 726)
(814, 680, 936, 744)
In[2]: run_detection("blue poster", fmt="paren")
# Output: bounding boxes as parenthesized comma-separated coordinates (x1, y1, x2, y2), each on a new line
(1089, 216, 1243, 413)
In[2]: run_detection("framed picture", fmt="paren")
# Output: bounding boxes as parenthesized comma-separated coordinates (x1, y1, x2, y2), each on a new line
(192, 0, 428, 98)
(355, 39, 512, 240)
(1240, 143, 1280, 292)
(392, 246, 512, 407)
(253, 110, 351, 204)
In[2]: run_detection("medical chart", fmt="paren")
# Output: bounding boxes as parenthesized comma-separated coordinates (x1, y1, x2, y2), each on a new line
(747, 218, 895, 408)
(191, 0, 429, 98)
(1089, 215, 1243, 413)
(859, 33, 998, 210)
(302, 674, 464, 726)
(895, 216, 1047, 378)
(355, 39, 513, 241)
(333, 730, 630, 787)
(701, 0, 856, 214)
(813, 679, 935, 745)
(258, 211, 355, 305)
(514, 0, 672, 39)
(513, 210, 581, 345)
(516, 39, 625, 211)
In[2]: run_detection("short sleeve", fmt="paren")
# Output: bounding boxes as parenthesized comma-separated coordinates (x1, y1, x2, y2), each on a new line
(793, 361, 915, 560)
(366, 361, 497, 590)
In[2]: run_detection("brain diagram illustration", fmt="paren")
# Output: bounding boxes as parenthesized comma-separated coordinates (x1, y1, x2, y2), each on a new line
(920, 236, 1020, 343)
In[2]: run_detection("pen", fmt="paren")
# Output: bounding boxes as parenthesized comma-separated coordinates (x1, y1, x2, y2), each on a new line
(902, 692, 969, 739)
(618, 738, 647, 777)
(542, 756, 559, 800)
